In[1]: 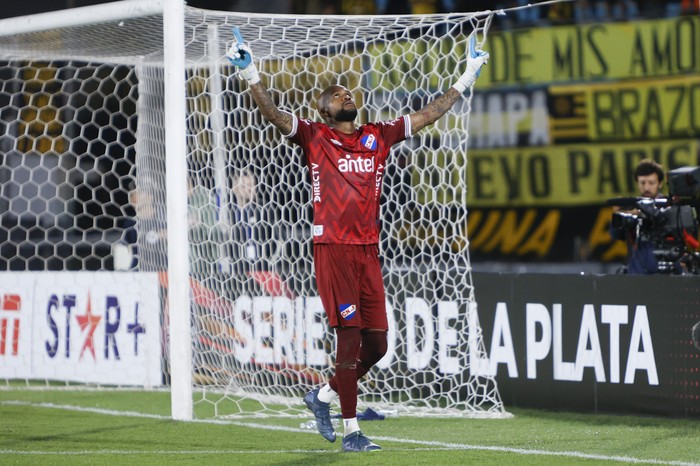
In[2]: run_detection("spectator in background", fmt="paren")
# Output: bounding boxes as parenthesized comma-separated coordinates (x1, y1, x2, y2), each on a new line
(113, 178, 138, 271)
(226, 169, 280, 274)
(230, 170, 259, 264)
(221, 169, 291, 298)
(188, 176, 218, 278)
(114, 176, 168, 271)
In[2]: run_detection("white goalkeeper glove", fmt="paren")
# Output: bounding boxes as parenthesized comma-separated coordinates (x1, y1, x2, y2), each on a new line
(226, 26, 260, 85)
(452, 35, 489, 93)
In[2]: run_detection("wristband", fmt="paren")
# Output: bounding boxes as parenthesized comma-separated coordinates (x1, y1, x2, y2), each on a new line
(240, 64, 260, 85)
(452, 72, 475, 94)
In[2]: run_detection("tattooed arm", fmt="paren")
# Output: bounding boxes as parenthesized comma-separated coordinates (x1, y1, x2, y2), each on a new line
(409, 36, 489, 134)
(408, 87, 463, 134)
(225, 27, 294, 135)
(249, 82, 294, 136)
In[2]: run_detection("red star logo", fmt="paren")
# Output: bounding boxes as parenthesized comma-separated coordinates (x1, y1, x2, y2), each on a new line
(75, 291, 101, 360)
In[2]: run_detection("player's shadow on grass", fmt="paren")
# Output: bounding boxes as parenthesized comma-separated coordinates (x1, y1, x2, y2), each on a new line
(22, 419, 172, 444)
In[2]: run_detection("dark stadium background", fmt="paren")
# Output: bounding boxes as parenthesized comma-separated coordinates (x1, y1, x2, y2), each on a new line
(3, 2, 697, 277)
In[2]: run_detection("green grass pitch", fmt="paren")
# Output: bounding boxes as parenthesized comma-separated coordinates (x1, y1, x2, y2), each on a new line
(1, 388, 699, 465)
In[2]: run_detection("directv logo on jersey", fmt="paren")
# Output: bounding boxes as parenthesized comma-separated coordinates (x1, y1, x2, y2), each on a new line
(311, 163, 321, 202)
(338, 154, 375, 173)
(361, 134, 377, 150)
(339, 304, 357, 320)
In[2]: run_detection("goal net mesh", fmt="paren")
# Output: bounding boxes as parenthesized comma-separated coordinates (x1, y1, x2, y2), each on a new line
(0, 5, 506, 418)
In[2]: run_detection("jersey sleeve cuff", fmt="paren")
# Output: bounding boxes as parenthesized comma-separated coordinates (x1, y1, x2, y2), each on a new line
(403, 114, 412, 138)
(282, 111, 298, 138)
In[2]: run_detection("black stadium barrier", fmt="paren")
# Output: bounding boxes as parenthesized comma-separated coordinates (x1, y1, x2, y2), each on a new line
(472, 272, 700, 417)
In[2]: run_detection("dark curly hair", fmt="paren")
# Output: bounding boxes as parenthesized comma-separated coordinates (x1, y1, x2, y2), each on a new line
(634, 159, 665, 183)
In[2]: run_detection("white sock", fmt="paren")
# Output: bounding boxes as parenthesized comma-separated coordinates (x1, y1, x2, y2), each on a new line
(343, 417, 360, 435)
(317, 384, 337, 404)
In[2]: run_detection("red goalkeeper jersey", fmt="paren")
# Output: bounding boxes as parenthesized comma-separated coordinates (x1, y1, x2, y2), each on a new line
(287, 114, 411, 244)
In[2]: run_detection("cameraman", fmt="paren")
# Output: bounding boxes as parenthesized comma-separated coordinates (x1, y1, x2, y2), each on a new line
(610, 159, 666, 274)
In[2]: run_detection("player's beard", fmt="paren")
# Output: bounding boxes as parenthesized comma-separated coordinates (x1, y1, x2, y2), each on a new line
(335, 107, 357, 122)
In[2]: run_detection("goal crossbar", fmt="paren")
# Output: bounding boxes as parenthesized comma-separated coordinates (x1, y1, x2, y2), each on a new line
(0, 0, 166, 37)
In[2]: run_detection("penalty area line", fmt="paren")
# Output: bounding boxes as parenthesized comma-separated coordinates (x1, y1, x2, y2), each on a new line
(1, 400, 698, 466)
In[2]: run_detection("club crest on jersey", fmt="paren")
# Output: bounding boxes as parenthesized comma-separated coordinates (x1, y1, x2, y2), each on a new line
(361, 134, 377, 150)
(339, 303, 357, 320)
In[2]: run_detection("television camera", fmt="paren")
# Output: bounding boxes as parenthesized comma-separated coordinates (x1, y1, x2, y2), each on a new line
(607, 166, 700, 275)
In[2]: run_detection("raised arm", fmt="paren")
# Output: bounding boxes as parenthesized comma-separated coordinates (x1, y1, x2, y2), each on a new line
(409, 36, 489, 134)
(226, 27, 293, 135)
(248, 82, 294, 136)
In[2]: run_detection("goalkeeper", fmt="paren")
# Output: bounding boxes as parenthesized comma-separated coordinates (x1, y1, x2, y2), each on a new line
(227, 27, 488, 453)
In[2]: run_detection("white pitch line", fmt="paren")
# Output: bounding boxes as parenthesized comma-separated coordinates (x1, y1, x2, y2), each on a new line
(0, 449, 335, 455)
(1, 400, 698, 466)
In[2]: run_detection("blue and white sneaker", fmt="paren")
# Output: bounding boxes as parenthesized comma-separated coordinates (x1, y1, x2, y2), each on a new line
(303, 388, 336, 443)
(342, 431, 381, 452)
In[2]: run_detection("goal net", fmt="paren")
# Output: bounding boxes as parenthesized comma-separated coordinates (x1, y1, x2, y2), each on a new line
(0, 0, 506, 418)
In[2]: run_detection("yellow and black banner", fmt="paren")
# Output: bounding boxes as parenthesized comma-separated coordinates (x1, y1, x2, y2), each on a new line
(464, 140, 698, 207)
(365, 16, 700, 92)
(407, 140, 698, 209)
(483, 16, 700, 88)
(467, 75, 700, 147)
(465, 205, 627, 262)
(549, 75, 700, 143)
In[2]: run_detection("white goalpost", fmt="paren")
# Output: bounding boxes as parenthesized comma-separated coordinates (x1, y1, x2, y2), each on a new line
(0, 0, 509, 420)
